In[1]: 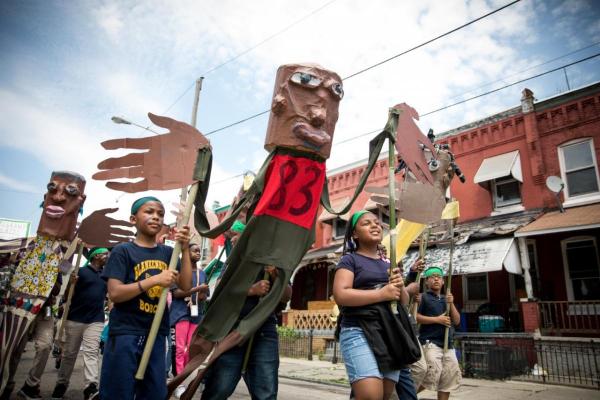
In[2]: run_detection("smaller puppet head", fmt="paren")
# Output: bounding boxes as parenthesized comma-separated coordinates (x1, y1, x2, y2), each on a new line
(265, 63, 343, 160)
(37, 171, 86, 240)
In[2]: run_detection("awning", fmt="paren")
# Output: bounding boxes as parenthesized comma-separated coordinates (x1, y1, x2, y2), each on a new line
(402, 237, 522, 275)
(318, 197, 351, 222)
(515, 203, 600, 237)
(298, 244, 343, 267)
(474, 150, 522, 184)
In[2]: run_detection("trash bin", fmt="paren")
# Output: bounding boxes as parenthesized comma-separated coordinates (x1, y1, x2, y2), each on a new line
(478, 315, 504, 332)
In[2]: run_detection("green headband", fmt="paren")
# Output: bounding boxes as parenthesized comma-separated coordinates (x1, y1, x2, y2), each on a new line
(131, 196, 162, 215)
(83, 247, 109, 267)
(231, 220, 246, 233)
(350, 210, 369, 229)
(424, 266, 444, 278)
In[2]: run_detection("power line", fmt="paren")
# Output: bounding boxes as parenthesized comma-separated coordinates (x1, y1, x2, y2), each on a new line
(333, 51, 600, 146)
(446, 40, 600, 102)
(196, 0, 522, 136)
(161, 0, 338, 115)
(343, 0, 521, 80)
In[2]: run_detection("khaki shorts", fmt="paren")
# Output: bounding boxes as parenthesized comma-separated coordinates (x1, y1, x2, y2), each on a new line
(421, 342, 461, 392)
(410, 341, 427, 389)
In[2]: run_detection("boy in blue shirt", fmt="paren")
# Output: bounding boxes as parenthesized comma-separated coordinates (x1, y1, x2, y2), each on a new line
(417, 267, 461, 400)
(99, 197, 192, 400)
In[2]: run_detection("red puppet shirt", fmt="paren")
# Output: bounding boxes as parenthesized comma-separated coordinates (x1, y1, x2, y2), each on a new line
(253, 154, 325, 230)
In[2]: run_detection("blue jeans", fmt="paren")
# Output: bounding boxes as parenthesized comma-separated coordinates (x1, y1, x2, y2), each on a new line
(395, 368, 417, 400)
(201, 324, 279, 400)
(339, 327, 400, 384)
(99, 334, 166, 400)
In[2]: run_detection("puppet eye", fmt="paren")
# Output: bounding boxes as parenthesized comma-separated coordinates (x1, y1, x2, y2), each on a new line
(331, 82, 344, 99)
(65, 185, 80, 196)
(290, 72, 322, 88)
(47, 182, 57, 192)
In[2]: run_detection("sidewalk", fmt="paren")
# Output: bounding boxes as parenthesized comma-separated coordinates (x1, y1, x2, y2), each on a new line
(279, 357, 600, 400)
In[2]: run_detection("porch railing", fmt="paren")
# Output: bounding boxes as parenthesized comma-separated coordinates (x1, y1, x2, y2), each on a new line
(539, 301, 600, 335)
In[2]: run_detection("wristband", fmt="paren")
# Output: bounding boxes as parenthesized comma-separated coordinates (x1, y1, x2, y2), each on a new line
(138, 280, 144, 293)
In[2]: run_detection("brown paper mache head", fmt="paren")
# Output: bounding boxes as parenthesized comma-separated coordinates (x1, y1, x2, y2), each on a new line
(37, 171, 86, 240)
(265, 63, 343, 160)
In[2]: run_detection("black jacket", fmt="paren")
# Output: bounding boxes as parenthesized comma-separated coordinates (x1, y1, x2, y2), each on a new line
(340, 302, 421, 371)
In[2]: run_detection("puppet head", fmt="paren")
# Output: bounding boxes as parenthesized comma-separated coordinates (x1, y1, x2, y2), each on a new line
(265, 63, 343, 160)
(37, 171, 86, 240)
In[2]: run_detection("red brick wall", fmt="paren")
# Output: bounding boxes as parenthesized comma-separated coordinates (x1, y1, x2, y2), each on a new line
(520, 300, 540, 333)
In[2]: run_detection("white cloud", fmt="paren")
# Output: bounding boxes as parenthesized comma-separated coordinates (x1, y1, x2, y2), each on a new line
(0, 173, 39, 194)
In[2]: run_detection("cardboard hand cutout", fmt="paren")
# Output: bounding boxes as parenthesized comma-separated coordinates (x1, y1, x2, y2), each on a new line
(78, 208, 134, 247)
(392, 103, 437, 185)
(93, 113, 210, 193)
(37, 171, 87, 240)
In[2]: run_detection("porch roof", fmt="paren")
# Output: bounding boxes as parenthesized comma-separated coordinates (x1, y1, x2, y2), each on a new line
(515, 203, 600, 237)
(402, 237, 522, 275)
(298, 244, 343, 267)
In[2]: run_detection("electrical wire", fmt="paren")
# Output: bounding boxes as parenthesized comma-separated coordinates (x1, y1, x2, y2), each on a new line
(194, 0, 522, 136)
(161, 0, 338, 115)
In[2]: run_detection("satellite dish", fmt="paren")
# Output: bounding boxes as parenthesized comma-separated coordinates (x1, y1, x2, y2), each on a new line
(546, 176, 564, 193)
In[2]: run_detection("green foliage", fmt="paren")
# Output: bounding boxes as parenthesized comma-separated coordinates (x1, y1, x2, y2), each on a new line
(277, 325, 301, 338)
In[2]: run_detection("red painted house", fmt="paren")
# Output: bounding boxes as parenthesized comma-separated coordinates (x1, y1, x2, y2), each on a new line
(289, 82, 600, 336)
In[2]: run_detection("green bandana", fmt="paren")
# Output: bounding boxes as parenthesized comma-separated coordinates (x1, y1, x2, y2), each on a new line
(131, 196, 162, 215)
(350, 210, 369, 230)
(231, 220, 246, 233)
(423, 266, 444, 278)
(84, 247, 109, 267)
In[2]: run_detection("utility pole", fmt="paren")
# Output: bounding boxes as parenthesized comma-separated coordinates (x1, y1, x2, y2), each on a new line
(181, 77, 204, 204)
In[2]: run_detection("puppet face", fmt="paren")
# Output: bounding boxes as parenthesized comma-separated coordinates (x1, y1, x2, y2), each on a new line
(37, 171, 86, 240)
(265, 63, 343, 159)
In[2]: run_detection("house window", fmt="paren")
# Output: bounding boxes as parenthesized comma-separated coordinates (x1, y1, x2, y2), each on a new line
(491, 177, 521, 209)
(559, 138, 600, 199)
(465, 273, 489, 302)
(333, 218, 347, 239)
(561, 237, 600, 301)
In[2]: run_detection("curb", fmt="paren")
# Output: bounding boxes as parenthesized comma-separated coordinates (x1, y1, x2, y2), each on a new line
(279, 374, 349, 388)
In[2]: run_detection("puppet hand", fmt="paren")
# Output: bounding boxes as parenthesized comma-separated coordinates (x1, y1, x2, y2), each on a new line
(93, 113, 210, 193)
(78, 208, 134, 248)
(249, 280, 270, 297)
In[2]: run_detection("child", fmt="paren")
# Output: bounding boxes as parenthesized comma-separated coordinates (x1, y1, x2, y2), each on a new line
(170, 243, 209, 397)
(416, 266, 461, 400)
(333, 210, 417, 400)
(99, 197, 192, 400)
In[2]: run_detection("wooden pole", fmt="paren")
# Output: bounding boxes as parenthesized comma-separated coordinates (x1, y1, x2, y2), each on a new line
(387, 139, 397, 275)
(136, 183, 199, 379)
(443, 217, 455, 353)
(55, 240, 84, 342)
(409, 228, 429, 318)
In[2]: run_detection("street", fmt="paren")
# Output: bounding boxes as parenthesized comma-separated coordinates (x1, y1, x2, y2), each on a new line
(6, 343, 599, 399)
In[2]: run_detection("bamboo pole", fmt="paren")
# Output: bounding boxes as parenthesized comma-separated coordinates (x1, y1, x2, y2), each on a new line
(443, 217, 455, 353)
(387, 139, 397, 275)
(409, 228, 430, 318)
(55, 240, 84, 342)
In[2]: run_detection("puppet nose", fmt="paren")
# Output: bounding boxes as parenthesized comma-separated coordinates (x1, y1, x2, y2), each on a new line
(51, 189, 67, 203)
(309, 108, 326, 127)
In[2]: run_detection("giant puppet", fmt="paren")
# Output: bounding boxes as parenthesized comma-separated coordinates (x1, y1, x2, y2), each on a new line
(0, 171, 86, 391)
(169, 64, 401, 399)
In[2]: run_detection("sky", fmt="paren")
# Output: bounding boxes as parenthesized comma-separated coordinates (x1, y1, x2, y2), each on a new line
(1, 0, 600, 235)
